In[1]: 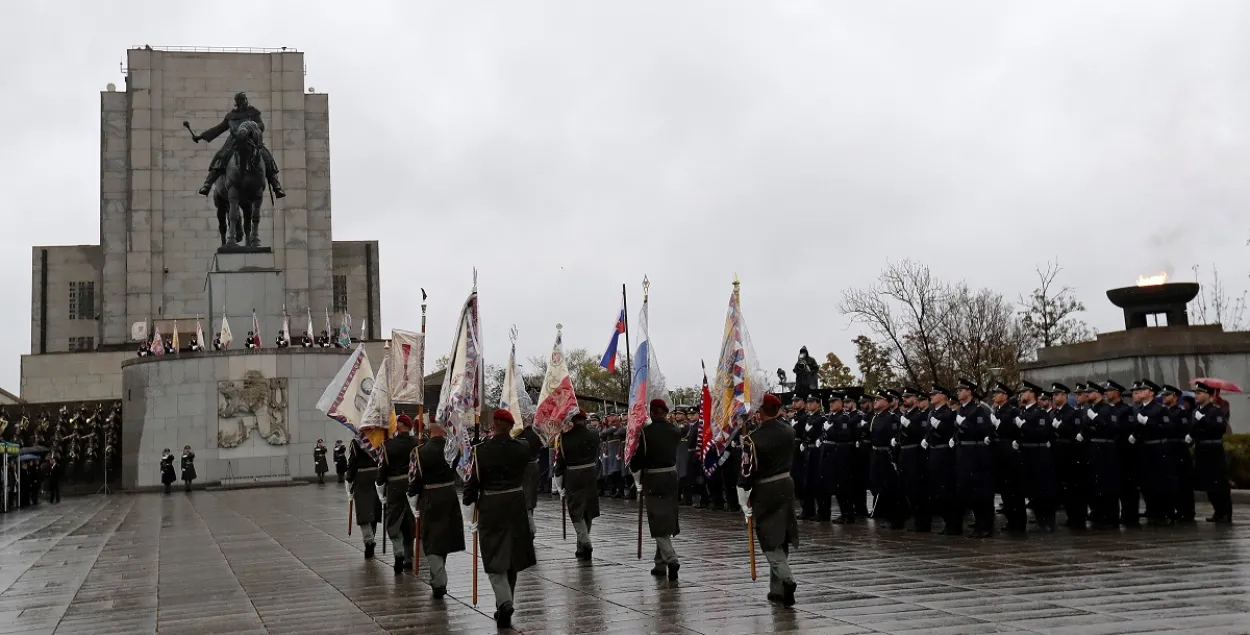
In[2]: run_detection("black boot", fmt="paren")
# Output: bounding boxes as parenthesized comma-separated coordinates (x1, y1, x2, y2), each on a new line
(782, 581, 797, 607)
(364, 542, 374, 559)
(269, 176, 286, 199)
(393, 556, 405, 576)
(667, 562, 680, 581)
(198, 172, 219, 196)
(494, 602, 514, 629)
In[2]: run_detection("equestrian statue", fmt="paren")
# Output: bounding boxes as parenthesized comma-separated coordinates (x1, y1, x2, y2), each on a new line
(184, 92, 285, 248)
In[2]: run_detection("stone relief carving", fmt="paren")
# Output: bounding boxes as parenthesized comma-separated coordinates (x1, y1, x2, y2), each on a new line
(217, 370, 289, 448)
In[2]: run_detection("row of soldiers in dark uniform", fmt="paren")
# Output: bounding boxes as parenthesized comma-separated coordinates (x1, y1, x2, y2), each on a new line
(787, 378, 1234, 538)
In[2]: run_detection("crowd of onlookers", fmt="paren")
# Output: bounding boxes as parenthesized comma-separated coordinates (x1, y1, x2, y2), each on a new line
(3, 452, 63, 512)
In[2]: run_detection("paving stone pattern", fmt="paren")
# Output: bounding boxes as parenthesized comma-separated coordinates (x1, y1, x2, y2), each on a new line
(1, 488, 1247, 634)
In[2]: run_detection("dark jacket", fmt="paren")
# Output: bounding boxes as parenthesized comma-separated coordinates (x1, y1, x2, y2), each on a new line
(515, 426, 544, 511)
(408, 436, 465, 557)
(556, 422, 601, 523)
(742, 416, 799, 552)
(955, 401, 994, 501)
(464, 434, 537, 574)
(629, 418, 681, 537)
(346, 439, 382, 525)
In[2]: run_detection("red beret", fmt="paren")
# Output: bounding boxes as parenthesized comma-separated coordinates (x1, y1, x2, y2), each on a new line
(762, 393, 782, 408)
(571, 409, 587, 420)
(396, 414, 412, 427)
(493, 408, 515, 424)
(649, 399, 669, 412)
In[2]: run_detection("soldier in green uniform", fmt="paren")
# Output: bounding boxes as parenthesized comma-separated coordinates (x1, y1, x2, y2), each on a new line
(375, 415, 418, 574)
(406, 418, 464, 598)
(629, 399, 682, 581)
(554, 410, 602, 560)
(739, 393, 799, 606)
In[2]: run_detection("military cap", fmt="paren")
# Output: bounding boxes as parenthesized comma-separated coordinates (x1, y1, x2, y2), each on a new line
(1019, 380, 1044, 394)
(791, 394, 806, 403)
(901, 386, 922, 398)
(1102, 379, 1128, 393)
(762, 393, 782, 409)
(829, 392, 844, 402)
(1050, 382, 1072, 394)
(1136, 379, 1161, 393)
(929, 383, 951, 398)
(955, 378, 979, 394)
(885, 389, 903, 401)
(1078, 383, 1101, 394)
(1193, 381, 1214, 395)
(1159, 384, 1181, 396)
(990, 381, 1013, 396)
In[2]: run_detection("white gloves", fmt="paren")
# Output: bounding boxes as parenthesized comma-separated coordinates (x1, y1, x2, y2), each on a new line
(462, 504, 478, 534)
(1128, 434, 1137, 444)
(345, 481, 352, 498)
(1015, 417, 1025, 428)
(1012, 440, 1019, 451)
(407, 495, 419, 517)
(1194, 410, 1206, 421)
(921, 438, 929, 450)
(948, 438, 955, 449)
(930, 417, 939, 427)
(1185, 434, 1193, 444)
(900, 416, 910, 428)
(736, 487, 751, 518)
(798, 443, 806, 452)
(375, 483, 387, 504)
(1052, 419, 1061, 428)
(1086, 409, 1097, 421)
(823, 420, 832, 431)
(1075, 433, 1084, 442)
(1136, 413, 1148, 425)
(956, 414, 966, 425)
(553, 475, 565, 498)
(990, 415, 1000, 429)
(890, 438, 898, 448)
(982, 437, 991, 446)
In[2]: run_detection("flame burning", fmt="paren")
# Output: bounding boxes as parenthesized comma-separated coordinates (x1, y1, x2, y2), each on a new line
(1136, 272, 1168, 287)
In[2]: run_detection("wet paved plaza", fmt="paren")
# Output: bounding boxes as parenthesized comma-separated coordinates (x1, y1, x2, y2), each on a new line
(0, 486, 1247, 635)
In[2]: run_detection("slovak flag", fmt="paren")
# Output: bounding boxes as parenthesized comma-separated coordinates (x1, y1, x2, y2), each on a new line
(599, 304, 627, 372)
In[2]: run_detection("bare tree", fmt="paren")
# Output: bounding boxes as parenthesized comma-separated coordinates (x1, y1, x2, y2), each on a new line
(1190, 264, 1248, 330)
(1017, 261, 1093, 353)
(839, 260, 951, 386)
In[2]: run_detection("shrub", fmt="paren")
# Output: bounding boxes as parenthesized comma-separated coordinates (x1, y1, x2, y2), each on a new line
(1226, 434, 1250, 489)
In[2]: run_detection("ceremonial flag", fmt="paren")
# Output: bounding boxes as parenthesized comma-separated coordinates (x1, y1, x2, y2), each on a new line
(389, 329, 426, 404)
(624, 280, 667, 465)
(172, 320, 181, 353)
(360, 357, 391, 433)
(149, 324, 165, 356)
(316, 344, 381, 458)
(339, 313, 352, 348)
(281, 307, 291, 346)
(195, 317, 205, 350)
(698, 361, 714, 465)
(534, 325, 578, 445)
(598, 304, 627, 372)
(325, 308, 332, 340)
(220, 309, 233, 348)
(306, 308, 314, 343)
(252, 310, 262, 347)
(707, 278, 768, 473)
(501, 327, 538, 439)
(436, 280, 482, 480)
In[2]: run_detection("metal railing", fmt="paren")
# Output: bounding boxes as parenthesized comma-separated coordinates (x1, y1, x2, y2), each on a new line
(130, 45, 299, 54)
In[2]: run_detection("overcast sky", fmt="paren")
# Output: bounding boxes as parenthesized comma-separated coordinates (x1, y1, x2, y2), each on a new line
(2, 1, 1249, 394)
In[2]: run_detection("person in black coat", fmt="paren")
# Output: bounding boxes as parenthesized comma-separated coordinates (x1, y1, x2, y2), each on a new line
(1016, 381, 1058, 532)
(1191, 382, 1233, 523)
(333, 440, 348, 484)
(628, 399, 682, 581)
(45, 454, 63, 504)
(824, 394, 862, 524)
(407, 419, 465, 598)
(180, 446, 196, 492)
(513, 420, 544, 537)
(1160, 385, 1196, 522)
(463, 409, 537, 630)
(954, 379, 995, 538)
(1102, 380, 1140, 527)
(160, 449, 177, 494)
(376, 415, 418, 574)
(894, 387, 930, 532)
(739, 393, 799, 606)
(1131, 380, 1178, 526)
(313, 439, 329, 484)
(989, 382, 1025, 532)
(799, 397, 825, 520)
(555, 410, 602, 560)
(1052, 383, 1089, 528)
(346, 436, 382, 558)
(924, 385, 960, 534)
(867, 392, 905, 529)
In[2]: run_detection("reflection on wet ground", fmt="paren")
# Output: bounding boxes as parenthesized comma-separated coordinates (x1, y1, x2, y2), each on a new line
(0, 486, 1246, 634)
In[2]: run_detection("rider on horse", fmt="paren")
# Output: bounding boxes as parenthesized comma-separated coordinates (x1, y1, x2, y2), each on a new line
(193, 92, 286, 199)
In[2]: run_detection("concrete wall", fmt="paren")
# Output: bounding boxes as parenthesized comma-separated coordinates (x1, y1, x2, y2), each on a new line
(20, 351, 132, 402)
(30, 246, 103, 354)
(100, 48, 334, 346)
(332, 241, 382, 340)
(121, 347, 353, 489)
(1021, 352, 1250, 433)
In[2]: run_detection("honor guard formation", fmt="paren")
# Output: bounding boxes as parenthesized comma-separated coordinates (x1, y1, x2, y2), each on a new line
(317, 378, 1232, 631)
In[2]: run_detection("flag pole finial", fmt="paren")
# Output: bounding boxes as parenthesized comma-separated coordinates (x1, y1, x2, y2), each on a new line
(733, 273, 740, 288)
(510, 325, 519, 343)
(642, 276, 650, 300)
(472, 268, 478, 291)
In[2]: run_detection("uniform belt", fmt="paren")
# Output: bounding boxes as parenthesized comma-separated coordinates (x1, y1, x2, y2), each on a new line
(929, 445, 951, 450)
(1090, 439, 1115, 443)
(959, 441, 981, 446)
(644, 466, 677, 475)
(872, 446, 890, 451)
(357, 467, 378, 473)
(900, 443, 920, 449)
(1056, 439, 1077, 444)
(424, 481, 454, 490)
(566, 463, 595, 471)
(1144, 439, 1167, 445)
(1020, 443, 1049, 448)
(758, 473, 791, 485)
(387, 475, 407, 482)
(530, 459, 539, 464)
(1196, 439, 1223, 445)
(483, 486, 523, 496)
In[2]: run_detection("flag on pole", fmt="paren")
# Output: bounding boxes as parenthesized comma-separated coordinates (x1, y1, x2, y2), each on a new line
(195, 317, 205, 350)
(172, 320, 181, 353)
(220, 310, 233, 348)
(698, 361, 714, 465)
(316, 344, 381, 458)
(281, 306, 291, 346)
(533, 325, 577, 445)
(360, 318, 367, 342)
(389, 329, 426, 404)
(339, 313, 352, 348)
(436, 280, 482, 480)
(624, 279, 666, 466)
(501, 327, 538, 439)
(598, 304, 627, 372)
(707, 278, 768, 474)
(325, 308, 332, 340)
(360, 358, 391, 432)
(252, 310, 262, 348)
(149, 324, 165, 356)
(306, 308, 314, 343)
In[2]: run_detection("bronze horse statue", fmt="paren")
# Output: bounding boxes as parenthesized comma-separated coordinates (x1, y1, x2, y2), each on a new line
(183, 119, 268, 248)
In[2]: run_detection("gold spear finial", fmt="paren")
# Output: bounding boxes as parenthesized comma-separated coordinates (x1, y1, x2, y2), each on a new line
(642, 275, 650, 300)
(733, 273, 740, 288)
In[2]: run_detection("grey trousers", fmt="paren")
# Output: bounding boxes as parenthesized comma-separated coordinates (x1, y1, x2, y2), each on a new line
(390, 533, 413, 561)
(488, 571, 517, 609)
(573, 519, 592, 551)
(653, 535, 678, 567)
(425, 553, 447, 588)
(528, 510, 536, 537)
(359, 523, 376, 546)
(763, 548, 794, 596)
